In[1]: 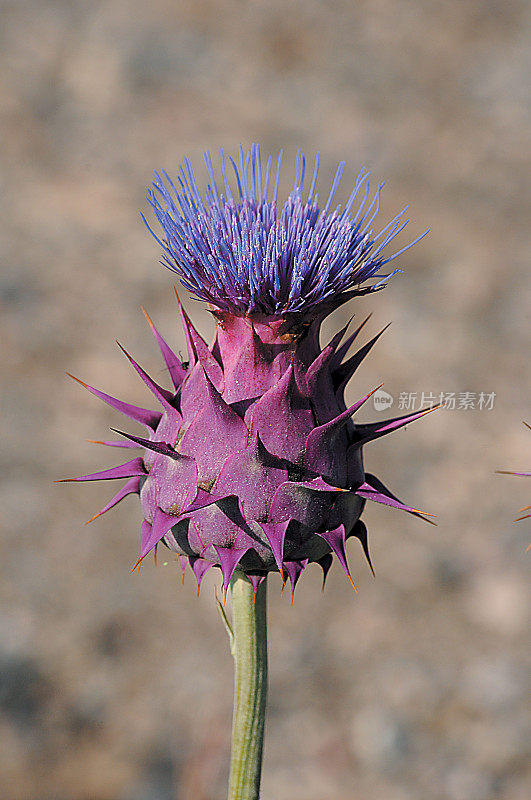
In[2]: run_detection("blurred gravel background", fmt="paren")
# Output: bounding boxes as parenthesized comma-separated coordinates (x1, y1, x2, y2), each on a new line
(1, 1, 530, 798)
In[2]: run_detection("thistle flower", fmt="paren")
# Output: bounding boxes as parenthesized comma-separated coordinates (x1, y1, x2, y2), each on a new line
(63, 145, 434, 596)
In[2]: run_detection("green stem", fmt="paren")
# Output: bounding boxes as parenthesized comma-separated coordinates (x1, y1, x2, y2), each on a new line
(226, 572, 268, 800)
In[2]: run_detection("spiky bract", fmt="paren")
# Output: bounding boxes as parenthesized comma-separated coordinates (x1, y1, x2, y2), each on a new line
(65, 296, 434, 595)
(498, 422, 531, 524)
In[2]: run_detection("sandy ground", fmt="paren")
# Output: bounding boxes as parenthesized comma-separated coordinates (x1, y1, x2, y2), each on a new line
(1, 1, 530, 798)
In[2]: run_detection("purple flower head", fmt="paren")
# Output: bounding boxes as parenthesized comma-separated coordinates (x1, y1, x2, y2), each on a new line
(63, 145, 434, 597)
(143, 145, 428, 318)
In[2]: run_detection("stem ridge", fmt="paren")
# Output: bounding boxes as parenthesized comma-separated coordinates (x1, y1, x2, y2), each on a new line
(227, 572, 268, 800)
